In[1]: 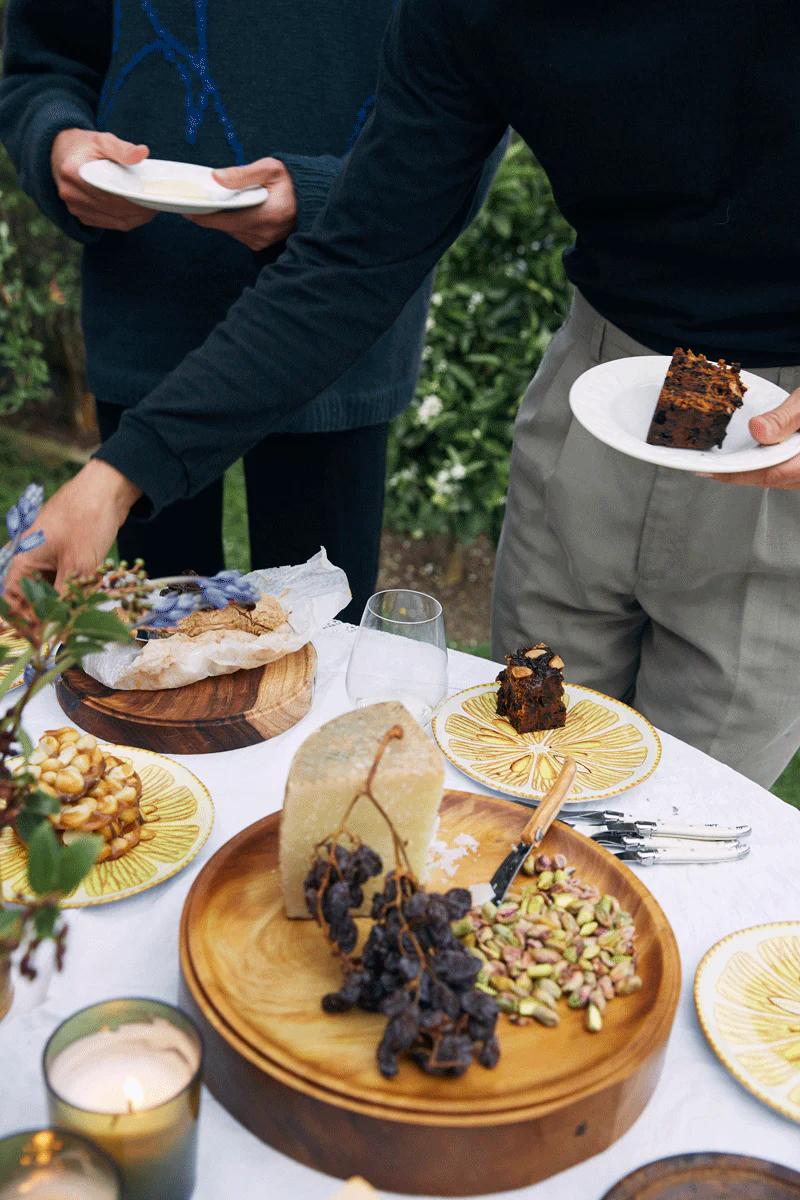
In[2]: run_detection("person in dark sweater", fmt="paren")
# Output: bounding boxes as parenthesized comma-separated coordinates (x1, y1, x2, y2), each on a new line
(6, 0, 800, 786)
(0, 0, 502, 621)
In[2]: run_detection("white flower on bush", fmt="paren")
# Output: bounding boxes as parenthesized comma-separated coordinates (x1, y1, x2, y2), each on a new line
(425, 316, 435, 332)
(467, 290, 485, 314)
(431, 292, 443, 307)
(389, 465, 419, 490)
(450, 462, 467, 481)
(417, 394, 443, 425)
(432, 467, 456, 499)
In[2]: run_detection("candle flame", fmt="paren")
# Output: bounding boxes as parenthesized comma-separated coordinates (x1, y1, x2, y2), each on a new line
(123, 1074, 145, 1113)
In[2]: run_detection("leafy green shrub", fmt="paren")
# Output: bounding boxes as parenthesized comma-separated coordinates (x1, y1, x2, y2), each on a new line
(385, 139, 573, 545)
(0, 150, 82, 420)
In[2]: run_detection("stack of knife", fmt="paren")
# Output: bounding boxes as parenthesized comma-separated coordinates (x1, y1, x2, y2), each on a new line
(562, 810, 752, 865)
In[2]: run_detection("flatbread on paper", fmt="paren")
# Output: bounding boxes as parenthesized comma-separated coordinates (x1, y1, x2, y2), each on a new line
(81, 549, 350, 690)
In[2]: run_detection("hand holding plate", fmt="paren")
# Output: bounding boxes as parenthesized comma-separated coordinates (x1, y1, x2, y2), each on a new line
(184, 156, 297, 251)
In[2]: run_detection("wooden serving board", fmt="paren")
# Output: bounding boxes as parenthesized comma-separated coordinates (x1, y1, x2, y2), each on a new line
(56, 644, 315, 754)
(179, 789, 681, 1194)
(601, 1153, 800, 1199)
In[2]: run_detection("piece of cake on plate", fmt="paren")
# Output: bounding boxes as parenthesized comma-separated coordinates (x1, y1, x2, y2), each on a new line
(646, 347, 746, 450)
(496, 643, 567, 734)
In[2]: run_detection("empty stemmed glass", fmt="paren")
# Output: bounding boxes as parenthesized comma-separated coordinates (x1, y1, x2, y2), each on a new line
(345, 589, 448, 724)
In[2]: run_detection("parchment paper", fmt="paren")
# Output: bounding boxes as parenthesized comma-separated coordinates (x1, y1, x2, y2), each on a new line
(81, 549, 350, 690)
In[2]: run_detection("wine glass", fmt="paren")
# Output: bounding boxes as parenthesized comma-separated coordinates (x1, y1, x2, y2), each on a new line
(345, 589, 448, 724)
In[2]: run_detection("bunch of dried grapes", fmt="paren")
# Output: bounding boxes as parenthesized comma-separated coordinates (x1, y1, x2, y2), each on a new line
(304, 846, 500, 1079)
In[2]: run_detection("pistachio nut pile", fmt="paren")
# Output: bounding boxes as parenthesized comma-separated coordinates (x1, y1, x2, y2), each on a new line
(453, 852, 641, 1033)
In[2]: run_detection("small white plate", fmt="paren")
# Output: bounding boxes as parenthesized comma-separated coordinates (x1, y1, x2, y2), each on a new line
(570, 356, 800, 473)
(79, 157, 268, 214)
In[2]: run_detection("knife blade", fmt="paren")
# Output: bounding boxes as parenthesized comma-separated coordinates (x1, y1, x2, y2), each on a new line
(567, 810, 751, 841)
(486, 758, 577, 905)
(600, 838, 751, 865)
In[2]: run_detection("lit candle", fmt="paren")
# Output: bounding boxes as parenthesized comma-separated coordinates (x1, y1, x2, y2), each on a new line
(43, 1000, 202, 1200)
(0, 1129, 121, 1199)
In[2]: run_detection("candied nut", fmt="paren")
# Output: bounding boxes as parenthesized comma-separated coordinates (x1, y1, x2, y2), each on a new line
(72, 753, 91, 773)
(58, 800, 97, 829)
(55, 767, 85, 796)
(509, 665, 533, 678)
(58, 745, 77, 766)
(76, 734, 98, 751)
(524, 646, 547, 659)
(548, 655, 565, 669)
(38, 737, 58, 757)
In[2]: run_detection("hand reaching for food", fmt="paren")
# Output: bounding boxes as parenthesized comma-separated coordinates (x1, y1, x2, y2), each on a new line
(705, 386, 800, 488)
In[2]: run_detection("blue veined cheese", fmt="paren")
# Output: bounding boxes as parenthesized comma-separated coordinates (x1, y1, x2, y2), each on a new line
(280, 702, 444, 918)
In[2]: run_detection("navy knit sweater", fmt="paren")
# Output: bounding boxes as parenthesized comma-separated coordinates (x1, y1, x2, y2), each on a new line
(0, 0, 501, 432)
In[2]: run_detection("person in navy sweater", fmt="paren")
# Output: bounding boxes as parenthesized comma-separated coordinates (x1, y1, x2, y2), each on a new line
(0, 0, 502, 619)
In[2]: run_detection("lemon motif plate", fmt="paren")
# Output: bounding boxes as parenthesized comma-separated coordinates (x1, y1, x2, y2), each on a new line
(431, 682, 661, 805)
(0, 624, 27, 692)
(0, 745, 214, 907)
(694, 922, 800, 1125)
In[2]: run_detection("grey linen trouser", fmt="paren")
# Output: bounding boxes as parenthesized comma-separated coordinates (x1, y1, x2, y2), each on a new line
(492, 291, 800, 788)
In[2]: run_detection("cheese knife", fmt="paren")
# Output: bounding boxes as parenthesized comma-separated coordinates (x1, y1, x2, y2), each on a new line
(482, 757, 577, 906)
(598, 836, 751, 865)
(566, 811, 752, 841)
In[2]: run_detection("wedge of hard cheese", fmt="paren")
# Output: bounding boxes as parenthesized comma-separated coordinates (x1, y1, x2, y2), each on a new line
(280, 702, 444, 918)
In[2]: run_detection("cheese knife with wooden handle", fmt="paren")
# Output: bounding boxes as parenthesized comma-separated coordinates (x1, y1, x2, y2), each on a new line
(478, 757, 577, 906)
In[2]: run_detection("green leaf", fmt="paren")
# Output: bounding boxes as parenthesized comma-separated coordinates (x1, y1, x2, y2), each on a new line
(0, 909, 22, 942)
(57, 835, 101, 895)
(33, 906, 59, 940)
(20, 576, 60, 621)
(26, 821, 59, 895)
(72, 608, 132, 644)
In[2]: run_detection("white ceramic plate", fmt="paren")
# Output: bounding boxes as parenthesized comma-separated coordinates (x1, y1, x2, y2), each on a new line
(79, 157, 268, 214)
(431, 681, 661, 806)
(570, 356, 800, 473)
(694, 921, 800, 1124)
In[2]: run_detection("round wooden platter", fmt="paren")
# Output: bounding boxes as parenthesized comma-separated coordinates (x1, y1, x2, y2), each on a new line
(600, 1153, 800, 1199)
(179, 789, 681, 1195)
(55, 643, 316, 754)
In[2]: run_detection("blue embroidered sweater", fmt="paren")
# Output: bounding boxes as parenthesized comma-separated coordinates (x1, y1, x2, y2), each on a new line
(0, 0, 501, 432)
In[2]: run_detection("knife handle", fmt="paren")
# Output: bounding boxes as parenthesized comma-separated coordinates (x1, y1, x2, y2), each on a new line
(633, 819, 752, 841)
(520, 758, 577, 847)
(637, 840, 751, 865)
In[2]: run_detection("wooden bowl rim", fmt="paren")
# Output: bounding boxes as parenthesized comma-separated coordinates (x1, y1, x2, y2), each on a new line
(180, 794, 681, 1123)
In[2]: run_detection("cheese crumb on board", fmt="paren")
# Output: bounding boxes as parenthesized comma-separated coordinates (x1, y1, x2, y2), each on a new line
(280, 702, 444, 918)
(329, 1179, 379, 1199)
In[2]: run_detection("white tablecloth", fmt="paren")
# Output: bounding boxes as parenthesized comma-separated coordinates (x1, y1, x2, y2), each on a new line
(1, 623, 798, 1198)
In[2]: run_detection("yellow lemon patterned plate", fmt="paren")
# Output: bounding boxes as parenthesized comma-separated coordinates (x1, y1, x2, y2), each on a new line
(695, 922, 800, 1125)
(0, 623, 27, 692)
(0, 745, 213, 908)
(431, 682, 661, 805)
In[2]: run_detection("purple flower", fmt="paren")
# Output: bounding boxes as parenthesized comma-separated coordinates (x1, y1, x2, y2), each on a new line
(0, 484, 45, 594)
(139, 570, 259, 629)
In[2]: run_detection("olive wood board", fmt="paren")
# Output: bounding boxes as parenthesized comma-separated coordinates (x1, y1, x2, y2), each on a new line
(179, 788, 681, 1194)
(55, 643, 315, 754)
(600, 1152, 800, 1199)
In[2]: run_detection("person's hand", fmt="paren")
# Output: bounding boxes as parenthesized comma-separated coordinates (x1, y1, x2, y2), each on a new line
(2, 461, 142, 603)
(51, 128, 156, 231)
(704, 388, 800, 488)
(184, 157, 297, 251)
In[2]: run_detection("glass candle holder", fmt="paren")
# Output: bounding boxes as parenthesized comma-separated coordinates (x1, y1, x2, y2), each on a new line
(43, 998, 203, 1200)
(0, 1128, 122, 1199)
